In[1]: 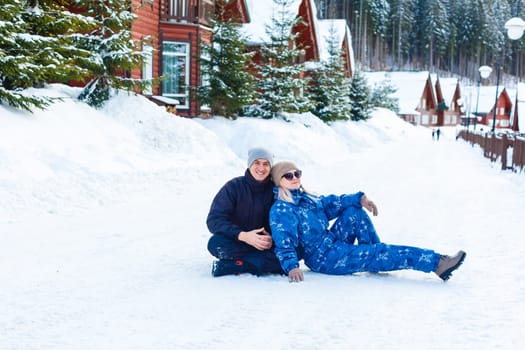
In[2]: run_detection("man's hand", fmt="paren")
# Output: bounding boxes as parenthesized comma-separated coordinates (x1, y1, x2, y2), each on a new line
(288, 267, 304, 282)
(238, 228, 273, 250)
(361, 194, 378, 216)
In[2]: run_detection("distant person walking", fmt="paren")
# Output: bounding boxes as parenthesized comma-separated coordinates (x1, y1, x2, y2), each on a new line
(432, 128, 436, 140)
(436, 128, 441, 141)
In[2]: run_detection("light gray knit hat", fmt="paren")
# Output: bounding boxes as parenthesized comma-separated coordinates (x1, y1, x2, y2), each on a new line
(271, 161, 299, 186)
(247, 147, 274, 167)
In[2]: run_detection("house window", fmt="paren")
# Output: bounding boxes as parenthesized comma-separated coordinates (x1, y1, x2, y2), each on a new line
(142, 44, 153, 95)
(162, 41, 190, 109)
(431, 115, 437, 124)
(500, 119, 509, 127)
(200, 47, 211, 111)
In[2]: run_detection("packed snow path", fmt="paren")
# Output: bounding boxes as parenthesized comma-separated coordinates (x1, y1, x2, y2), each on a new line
(1, 111, 524, 349)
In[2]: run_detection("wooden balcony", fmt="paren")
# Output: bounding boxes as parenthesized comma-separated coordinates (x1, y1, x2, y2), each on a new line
(160, 0, 215, 26)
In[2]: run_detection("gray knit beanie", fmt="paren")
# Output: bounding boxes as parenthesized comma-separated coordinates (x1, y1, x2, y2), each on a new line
(247, 147, 274, 167)
(271, 161, 299, 186)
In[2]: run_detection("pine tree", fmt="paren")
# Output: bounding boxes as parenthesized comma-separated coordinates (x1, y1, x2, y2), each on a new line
(23, 0, 95, 85)
(197, 9, 255, 119)
(348, 70, 371, 121)
(74, 0, 149, 108)
(0, 0, 52, 111)
(387, 0, 416, 68)
(309, 23, 351, 122)
(250, 0, 312, 119)
(366, 0, 390, 37)
(370, 80, 399, 113)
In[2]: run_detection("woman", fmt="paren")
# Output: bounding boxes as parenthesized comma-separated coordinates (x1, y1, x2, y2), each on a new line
(269, 161, 466, 283)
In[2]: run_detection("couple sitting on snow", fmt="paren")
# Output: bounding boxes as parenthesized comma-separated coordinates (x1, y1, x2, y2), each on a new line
(206, 147, 466, 282)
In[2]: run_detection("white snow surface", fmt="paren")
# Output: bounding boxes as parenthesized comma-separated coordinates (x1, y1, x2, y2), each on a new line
(1, 84, 524, 350)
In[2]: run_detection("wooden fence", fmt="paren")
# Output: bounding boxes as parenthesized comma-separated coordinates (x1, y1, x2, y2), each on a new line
(458, 130, 525, 172)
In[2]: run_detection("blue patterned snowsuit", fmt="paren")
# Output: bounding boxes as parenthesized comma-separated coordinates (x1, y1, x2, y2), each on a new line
(269, 189, 441, 275)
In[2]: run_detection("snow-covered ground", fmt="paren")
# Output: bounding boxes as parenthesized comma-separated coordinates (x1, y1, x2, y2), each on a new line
(1, 85, 524, 349)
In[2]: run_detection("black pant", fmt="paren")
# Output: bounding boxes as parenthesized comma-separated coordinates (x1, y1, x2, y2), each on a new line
(207, 235, 284, 275)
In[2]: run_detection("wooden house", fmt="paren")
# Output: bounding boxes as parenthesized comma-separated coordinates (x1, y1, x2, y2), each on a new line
(130, 0, 216, 117)
(469, 86, 513, 131)
(434, 77, 463, 126)
(416, 74, 438, 126)
(235, 0, 354, 78)
(483, 88, 513, 130)
(364, 71, 429, 124)
(129, 0, 353, 117)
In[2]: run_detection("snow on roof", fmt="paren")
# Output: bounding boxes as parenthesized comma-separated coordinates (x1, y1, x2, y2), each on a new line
(241, 0, 303, 45)
(315, 19, 347, 62)
(472, 86, 503, 114)
(365, 71, 431, 115)
(437, 77, 459, 105)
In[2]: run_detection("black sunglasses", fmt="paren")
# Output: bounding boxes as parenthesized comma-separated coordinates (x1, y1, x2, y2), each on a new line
(282, 170, 302, 180)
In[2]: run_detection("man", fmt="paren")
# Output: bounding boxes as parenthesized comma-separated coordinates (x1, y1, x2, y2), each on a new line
(206, 147, 284, 277)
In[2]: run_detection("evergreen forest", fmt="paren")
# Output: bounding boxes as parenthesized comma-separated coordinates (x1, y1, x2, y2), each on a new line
(315, 0, 525, 82)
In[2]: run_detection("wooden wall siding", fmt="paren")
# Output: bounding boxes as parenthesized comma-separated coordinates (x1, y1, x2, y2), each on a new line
(424, 77, 437, 110)
(342, 39, 352, 77)
(435, 80, 444, 106)
(419, 77, 436, 111)
(513, 98, 520, 131)
(497, 90, 512, 128)
(416, 76, 437, 126)
(295, 0, 319, 62)
(224, 0, 249, 23)
(132, 0, 160, 94)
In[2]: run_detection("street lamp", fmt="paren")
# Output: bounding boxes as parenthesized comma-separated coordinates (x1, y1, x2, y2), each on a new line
(474, 66, 492, 131)
(505, 17, 525, 40)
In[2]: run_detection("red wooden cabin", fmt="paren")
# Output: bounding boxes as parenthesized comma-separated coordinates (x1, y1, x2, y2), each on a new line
(416, 74, 438, 126)
(131, 0, 215, 117)
(130, 0, 353, 117)
(482, 88, 513, 130)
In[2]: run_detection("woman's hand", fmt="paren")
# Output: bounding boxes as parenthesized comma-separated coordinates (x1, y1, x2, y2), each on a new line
(361, 195, 378, 216)
(238, 228, 273, 250)
(288, 267, 304, 282)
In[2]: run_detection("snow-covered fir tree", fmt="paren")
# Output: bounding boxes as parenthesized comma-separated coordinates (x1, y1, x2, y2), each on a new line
(75, 0, 149, 108)
(197, 3, 255, 119)
(370, 80, 399, 113)
(348, 70, 371, 121)
(0, 0, 81, 111)
(309, 23, 351, 122)
(23, 0, 95, 85)
(250, 0, 312, 119)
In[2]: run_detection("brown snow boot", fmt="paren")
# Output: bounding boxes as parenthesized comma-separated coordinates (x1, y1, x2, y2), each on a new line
(434, 250, 466, 281)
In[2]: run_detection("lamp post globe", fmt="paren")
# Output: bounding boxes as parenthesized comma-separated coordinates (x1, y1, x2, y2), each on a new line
(505, 17, 525, 40)
(479, 65, 492, 79)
